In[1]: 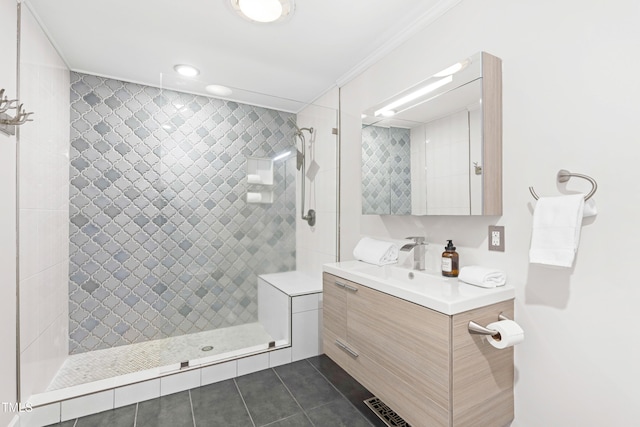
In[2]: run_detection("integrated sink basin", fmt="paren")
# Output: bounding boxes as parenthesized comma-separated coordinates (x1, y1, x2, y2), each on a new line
(323, 260, 514, 315)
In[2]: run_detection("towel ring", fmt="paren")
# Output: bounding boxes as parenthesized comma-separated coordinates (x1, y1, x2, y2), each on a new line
(529, 169, 597, 201)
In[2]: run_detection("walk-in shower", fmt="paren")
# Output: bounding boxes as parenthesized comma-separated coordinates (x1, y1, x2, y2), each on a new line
(16, 2, 338, 418)
(18, 68, 334, 404)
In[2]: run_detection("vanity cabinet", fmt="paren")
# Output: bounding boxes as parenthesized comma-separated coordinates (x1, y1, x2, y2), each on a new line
(322, 272, 514, 427)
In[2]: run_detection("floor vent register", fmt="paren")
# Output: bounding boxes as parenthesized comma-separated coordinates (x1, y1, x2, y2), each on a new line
(364, 397, 411, 427)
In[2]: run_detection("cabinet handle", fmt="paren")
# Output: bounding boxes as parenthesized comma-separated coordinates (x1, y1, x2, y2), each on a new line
(335, 339, 359, 358)
(335, 281, 358, 292)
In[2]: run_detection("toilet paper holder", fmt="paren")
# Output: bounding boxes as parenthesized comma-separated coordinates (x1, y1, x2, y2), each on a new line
(468, 313, 510, 335)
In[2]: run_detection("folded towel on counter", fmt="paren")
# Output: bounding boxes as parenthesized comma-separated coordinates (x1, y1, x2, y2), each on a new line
(353, 237, 399, 266)
(458, 266, 506, 288)
(529, 194, 585, 267)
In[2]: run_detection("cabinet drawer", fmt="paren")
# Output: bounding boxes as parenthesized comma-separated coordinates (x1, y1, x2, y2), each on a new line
(347, 283, 451, 409)
(350, 351, 448, 427)
(322, 328, 355, 371)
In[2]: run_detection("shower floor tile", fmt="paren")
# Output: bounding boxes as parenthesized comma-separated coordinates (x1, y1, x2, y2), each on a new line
(47, 322, 273, 391)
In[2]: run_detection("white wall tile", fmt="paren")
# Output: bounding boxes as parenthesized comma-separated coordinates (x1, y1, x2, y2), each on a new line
(237, 353, 270, 377)
(160, 369, 200, 396)
(17, 5, 70, 401)
(292, 294, 320, 313)
(292, 310, 321, 362)
(114, 379, 160, 408)
(200, 360, 237, 386)
(60, 390, 114, 421)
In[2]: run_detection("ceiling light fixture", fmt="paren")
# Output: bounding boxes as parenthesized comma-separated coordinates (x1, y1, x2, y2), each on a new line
(173, 64, 200, 77)
(374, 75, 453, 117)
(205, 85, 233, 97)
(231, 0, 294, 23)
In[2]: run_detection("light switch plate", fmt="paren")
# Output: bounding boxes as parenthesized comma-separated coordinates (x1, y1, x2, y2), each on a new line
(488, 225, 505, 252)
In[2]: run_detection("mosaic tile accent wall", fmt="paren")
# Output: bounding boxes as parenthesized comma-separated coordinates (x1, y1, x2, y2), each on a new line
(69, 72, 296, 354)
(361, 125, 411, 215)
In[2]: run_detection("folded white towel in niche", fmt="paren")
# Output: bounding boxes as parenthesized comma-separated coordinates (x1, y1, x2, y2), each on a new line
(529, 194, 585, 267)
(353, 237, 399, 266)
(458, 266, 506, 288)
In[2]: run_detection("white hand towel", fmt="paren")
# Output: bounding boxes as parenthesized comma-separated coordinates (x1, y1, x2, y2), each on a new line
(583, 198, 597, 218)
(353, 237, 399, 266)
(529, 194, 585, 267)
(458, 266, 506, 288)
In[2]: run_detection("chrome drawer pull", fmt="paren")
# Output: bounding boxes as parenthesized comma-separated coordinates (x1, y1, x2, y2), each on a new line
(335, 340, 359, 358)
(335, 281, 358, 292)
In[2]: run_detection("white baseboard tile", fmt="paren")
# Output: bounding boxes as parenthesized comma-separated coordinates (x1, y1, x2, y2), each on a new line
(114, 378, 160, 408)
(160, 369, 200, 396)
(237, 352, 269, 377)
(61, 390, 114, 421)
(269, 347, 292, 368)
(22, 403, 61, 427)
(200, 360, 237, 386)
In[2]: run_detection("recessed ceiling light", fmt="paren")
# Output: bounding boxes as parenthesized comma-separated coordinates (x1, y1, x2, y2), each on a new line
(173, 64, 200, 77)
(231, 0, 294, 23)
(205, 85, 233, 97)
(380, 110, 396, 117)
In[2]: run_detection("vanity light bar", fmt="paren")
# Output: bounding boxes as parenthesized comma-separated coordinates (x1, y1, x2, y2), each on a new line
(374, 75, 453, 117)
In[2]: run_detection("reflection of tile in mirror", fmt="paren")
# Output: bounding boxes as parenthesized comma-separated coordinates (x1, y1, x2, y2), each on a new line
(306, 160, 320, 180)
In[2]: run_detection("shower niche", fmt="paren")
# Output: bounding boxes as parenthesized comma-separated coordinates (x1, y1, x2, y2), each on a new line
(246, 157, 274, 204)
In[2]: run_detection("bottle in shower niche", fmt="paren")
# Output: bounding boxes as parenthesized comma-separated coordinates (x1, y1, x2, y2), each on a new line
(441, 240, 459, 277)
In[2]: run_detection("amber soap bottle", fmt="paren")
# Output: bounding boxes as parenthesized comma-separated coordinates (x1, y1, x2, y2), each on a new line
(441, 240, 459, 277)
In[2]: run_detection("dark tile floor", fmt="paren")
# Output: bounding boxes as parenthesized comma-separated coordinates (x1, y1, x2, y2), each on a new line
(46, 355, 387, 427)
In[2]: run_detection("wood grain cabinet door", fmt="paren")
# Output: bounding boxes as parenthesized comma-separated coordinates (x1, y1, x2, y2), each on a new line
(322, 273, 351, 367)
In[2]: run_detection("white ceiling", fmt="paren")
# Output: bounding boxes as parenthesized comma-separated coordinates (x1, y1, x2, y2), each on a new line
(25, 0, 452, 112)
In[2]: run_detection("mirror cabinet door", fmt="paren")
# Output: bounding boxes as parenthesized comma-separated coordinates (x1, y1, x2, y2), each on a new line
(360, 51, 502, 216)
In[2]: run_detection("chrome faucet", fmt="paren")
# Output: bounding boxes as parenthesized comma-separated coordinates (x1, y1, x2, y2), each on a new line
(400, 236, 427, 271)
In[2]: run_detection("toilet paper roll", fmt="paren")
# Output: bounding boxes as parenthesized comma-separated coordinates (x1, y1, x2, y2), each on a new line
(247, 174, 263, 184)
(486, 319, 524, 349)
(246, 192, 262, 203)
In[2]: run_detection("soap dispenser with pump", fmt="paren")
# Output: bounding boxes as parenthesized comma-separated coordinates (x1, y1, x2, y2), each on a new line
(441, 240, 459, 277)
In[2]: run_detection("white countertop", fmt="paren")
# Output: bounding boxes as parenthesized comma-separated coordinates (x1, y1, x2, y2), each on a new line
(258, 270, 323, 296)
(323, 260, 514, 315)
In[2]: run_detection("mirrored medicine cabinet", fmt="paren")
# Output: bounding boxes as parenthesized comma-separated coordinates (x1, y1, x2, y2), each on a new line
(361, 51, 502, 216)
